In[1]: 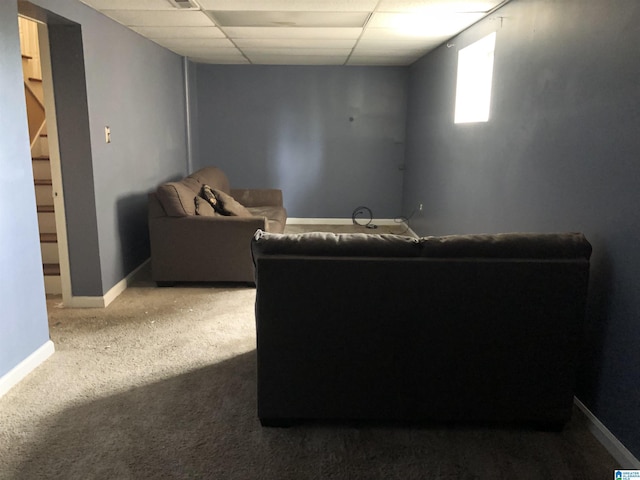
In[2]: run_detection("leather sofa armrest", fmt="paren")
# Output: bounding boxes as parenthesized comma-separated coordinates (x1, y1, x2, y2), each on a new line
(231, 188, 283, 208)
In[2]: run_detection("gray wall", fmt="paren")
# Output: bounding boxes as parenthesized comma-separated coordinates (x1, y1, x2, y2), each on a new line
(195, 65, 407, 218)
(0, 1, 50, 378)
(28, 0, 189, 295)
(403, 0, 640, 458)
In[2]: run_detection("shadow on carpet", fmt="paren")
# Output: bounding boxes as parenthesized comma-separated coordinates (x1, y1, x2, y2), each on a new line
(10, 351, 618, 480)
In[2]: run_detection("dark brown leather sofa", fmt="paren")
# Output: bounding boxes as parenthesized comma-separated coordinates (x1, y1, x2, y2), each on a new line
(148, 167, 286, 285)
(251, 230, 592, 429)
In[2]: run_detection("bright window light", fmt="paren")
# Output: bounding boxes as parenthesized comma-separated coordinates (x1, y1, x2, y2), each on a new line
(454, 32, 496, 124)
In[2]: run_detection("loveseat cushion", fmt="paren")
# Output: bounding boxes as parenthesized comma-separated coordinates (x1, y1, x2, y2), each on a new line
(419, 232, 592, 259)
(252, 230, 421, 260)
(156, 181, 199, 217)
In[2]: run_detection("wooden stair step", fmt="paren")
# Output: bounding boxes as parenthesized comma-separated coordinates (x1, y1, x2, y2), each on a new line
(37, 205, 55, 213)
(34, 179, 52, 186)
(22, 54, 33, 60)
(40, 232, 57, 243)
(28, 77, 43, 83)
(32, 156, 49, 161)
(43, 263, 60, 276)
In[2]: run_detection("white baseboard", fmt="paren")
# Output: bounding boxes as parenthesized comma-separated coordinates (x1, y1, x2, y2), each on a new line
(286, 218, 419, 237)
(575, 397, 640, 468)
(65, 258, 150, 308)
(0, 340, 55, 399)
(287, 217, 408, 227)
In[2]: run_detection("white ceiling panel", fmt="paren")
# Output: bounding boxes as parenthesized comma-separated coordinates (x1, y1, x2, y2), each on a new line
(102, 10, 213, 27)
(360, 28, 449, 42)
(368, 11, 484, 32)
(197, 0, 379, 11)
(347, 55, 421, 65)
(376, 0, 502, 13)
(151, 37, 234, 48)
(249, 55, 349, 65)
(242, 48, 353, 57)
(171, 45, 239, 54)
(131, 26, 226, 38)
(353, 45, 433, 56)
(79, 0, 177, 10)
(78, 0, 503, 66)
(210, 11, 370, 28)
(190, 56, 250, 64)
(234, 38, 357, 49)
(222, 27, 363, 40)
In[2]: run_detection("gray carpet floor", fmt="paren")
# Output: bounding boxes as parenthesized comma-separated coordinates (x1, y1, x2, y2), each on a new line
(0, 224, 619, 479)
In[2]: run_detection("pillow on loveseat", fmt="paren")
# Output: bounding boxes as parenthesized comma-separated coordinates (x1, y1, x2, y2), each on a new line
(201, 184, 252, 217)
(194, 196, 217, 217)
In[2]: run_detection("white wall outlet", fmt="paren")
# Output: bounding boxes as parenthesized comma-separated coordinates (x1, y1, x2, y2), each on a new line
(419, 203, 423, 212)
(105, 126, 111, 143)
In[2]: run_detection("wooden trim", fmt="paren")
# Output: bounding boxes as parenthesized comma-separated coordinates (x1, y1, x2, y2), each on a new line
(40, 232, 57, 243)
(43, 263, 60, 276)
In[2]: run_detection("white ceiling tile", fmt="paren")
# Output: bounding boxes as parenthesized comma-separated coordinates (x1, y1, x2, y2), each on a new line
(360, 28, 449, 42)
(222, 27, 363, 40)
(352, 45, 432, 56)
(79, 0, 177, 10)
(210, 11, 370, 28)
(197, 0, 378, 11)
(368, 11, 483, 32)
(249, 55, 349, 65)
(234, 38, 357, 49)
(242, 47, 353, 57)
(357, 35, 447, 50)
(130, 26, 226, 38)
(151, 37, 234, 48)
(190, 56, 250, 64)
(164, 45, 239, 56)
(347, 55, 420, 65)
(102, 10, 214, 27)
(173, 45, 240, 54)
(376, 0, 501, 13)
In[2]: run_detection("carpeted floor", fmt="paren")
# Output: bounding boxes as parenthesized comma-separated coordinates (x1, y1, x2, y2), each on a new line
(0, 224, 619, 479)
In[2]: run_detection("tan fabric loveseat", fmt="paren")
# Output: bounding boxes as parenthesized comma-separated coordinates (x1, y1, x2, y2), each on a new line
(148, 166, 286, 285)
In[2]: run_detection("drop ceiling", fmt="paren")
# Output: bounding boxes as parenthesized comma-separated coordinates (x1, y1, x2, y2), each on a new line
(78, 0, 506, 66)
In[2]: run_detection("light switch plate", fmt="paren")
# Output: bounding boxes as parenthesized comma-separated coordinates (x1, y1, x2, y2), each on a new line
(105, 126, 111, 143)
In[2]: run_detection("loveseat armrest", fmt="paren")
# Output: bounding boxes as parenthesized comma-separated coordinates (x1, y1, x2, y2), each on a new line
(231, 188, 283, 208)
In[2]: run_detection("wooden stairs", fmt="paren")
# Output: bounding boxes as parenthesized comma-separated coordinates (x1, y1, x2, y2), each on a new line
(21, 16, 61, 295)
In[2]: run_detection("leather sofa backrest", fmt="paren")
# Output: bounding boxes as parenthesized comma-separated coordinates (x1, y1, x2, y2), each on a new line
(419, 232, 592, 259)
(252, 230, 422, 259)
(252, 230, 592, 261)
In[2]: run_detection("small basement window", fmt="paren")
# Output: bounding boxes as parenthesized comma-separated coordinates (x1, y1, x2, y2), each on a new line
(454, 32, 497, 124)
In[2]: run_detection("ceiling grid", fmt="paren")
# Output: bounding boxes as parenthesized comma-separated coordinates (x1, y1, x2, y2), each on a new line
(78, 0, 505, 65)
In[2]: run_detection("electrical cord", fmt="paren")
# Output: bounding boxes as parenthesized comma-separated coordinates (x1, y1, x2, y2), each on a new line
(393, 208, 416, 236)
(352, 206, 377, 229)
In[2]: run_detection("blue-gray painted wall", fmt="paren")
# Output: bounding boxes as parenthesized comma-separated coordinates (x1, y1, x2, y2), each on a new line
(403, 0, 640, 459)
(0, 0, 188, 382)
(28, 0, 189, 296)
(195, 65, 407, 218)
(0, 1, 50, 379)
